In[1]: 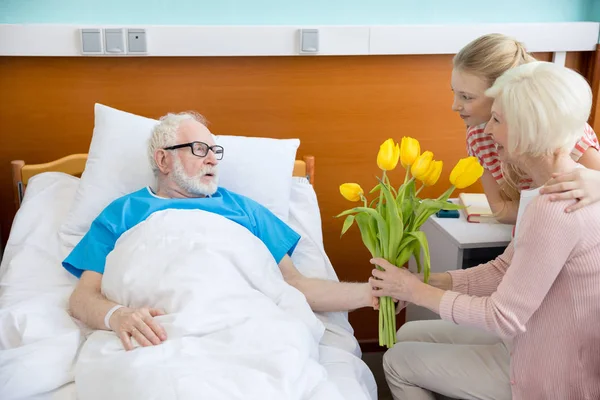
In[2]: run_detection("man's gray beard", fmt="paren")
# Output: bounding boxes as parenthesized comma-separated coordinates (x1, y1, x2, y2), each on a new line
(172, 158, 219, 197)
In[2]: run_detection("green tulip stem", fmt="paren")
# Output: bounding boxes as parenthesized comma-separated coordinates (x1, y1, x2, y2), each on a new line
(415, 184, 425, 197)
(378, 170, 387, 214)
(379, 303, 384, 346)
(360, 194, 367, 208)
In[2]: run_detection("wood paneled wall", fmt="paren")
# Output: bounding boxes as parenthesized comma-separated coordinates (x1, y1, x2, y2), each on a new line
(0, 51, 591, 344)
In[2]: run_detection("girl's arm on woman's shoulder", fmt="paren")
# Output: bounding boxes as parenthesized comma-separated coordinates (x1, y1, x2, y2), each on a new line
(540, 130, 600, 212)
(480, 169, 519, 224)
(577, 124, 600, 169)
(578, 148, 600, 170)
(541, 166, 600, 212)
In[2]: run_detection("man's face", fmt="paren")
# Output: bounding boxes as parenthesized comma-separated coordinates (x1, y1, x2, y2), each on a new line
(169, 119, 220, 197)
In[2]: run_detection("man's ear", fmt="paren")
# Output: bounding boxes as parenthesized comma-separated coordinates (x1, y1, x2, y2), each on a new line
(155, 149, 171, 174)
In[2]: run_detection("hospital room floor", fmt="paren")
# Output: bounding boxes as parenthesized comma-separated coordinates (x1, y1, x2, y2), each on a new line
(362, 352, 455, 400)
(362, 352, 393, 400)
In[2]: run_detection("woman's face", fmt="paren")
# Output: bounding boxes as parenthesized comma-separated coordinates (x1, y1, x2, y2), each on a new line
(484, 100, 509, 160)
(451, 69, 494, 128)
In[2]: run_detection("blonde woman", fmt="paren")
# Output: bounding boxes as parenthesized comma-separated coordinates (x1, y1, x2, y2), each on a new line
(371, 62, 600, 400)
(451, 33, 600, 223)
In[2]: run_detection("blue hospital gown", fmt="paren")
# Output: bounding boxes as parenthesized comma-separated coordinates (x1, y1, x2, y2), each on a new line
(62, 187, 300, 278)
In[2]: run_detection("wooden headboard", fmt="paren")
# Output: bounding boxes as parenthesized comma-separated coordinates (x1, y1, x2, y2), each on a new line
(10, 154, 315, 211)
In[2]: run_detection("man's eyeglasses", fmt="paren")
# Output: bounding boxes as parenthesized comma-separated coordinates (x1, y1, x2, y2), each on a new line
(163, 141, 224, 160)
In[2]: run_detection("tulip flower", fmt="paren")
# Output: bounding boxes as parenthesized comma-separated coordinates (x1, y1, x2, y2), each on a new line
(449, 157, 484, 189)
(339, 183, 364, 202)
(422, 160, 443, 186)
(411, 151, 434, 181)
(400, 137, 420, 168)
(377, 139, 400, 171)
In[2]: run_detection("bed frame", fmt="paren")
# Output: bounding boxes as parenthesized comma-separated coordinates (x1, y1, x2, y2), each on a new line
(11, 154, 315, 211)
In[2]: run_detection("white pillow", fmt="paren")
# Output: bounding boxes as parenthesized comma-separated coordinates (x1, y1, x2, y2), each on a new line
(59, 103, 299, 249)
(214, 134, 299, 220)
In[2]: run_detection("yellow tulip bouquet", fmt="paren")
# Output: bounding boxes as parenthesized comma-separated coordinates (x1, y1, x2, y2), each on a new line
(337, 137, 484, 348)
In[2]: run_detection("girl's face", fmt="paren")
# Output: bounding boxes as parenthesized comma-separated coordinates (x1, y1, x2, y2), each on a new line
(484, 100, 509, 160)
(451, 68, 494, 128)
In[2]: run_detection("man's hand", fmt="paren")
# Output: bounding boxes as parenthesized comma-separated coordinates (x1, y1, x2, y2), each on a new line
(358, 282, 379, 311)
(372, 291, 405, 315)
(109, 307, 167, 351)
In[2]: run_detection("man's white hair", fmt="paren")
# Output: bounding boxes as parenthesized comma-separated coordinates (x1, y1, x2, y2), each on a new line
(148, 111, 208, 175)
(485, 61, 592, 158)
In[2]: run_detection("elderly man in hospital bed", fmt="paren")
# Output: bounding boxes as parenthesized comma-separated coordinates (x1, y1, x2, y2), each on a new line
(62, 111, 374, 400)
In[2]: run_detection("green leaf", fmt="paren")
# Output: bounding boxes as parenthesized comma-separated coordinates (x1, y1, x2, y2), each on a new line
(412, 239, 422, 274)
(378, 178, 404, 261)
(355, 213, 377, 257)
(344, 207, 388, 256)
(393, 235, 415, 264)
(437, 185, 456, 202)
(401, 197, 414, 228)
(385, 174, 397, 197)
(369, 197, 379, 208)
(412, 199, 465, 230)
(408, 231, 431, 283)
(421, 199, 463, 211)
(395, 243, 414, 267)
(440, 202, 464, 211)
(370, 183, 381, 194)
(375, 215, 390, 259)
(335, 208, 360, 219)
(335, 206, 380, 219)
(341, 214, 355, 237)
(403, 178, 417, 199)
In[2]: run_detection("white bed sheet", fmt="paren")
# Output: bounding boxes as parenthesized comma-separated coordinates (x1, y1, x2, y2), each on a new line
(0, 174, 376, 400)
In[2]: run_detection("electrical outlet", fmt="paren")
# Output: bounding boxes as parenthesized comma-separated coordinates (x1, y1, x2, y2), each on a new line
(104, 28, 126, 54)
(81, 29, 103, 55)
(299, 29, 319, 54)
(127, 29, 147, 54)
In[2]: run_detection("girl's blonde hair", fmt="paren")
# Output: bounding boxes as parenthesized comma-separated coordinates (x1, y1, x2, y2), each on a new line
(453, 33, 536, 86)
(454, 33, 536, 201)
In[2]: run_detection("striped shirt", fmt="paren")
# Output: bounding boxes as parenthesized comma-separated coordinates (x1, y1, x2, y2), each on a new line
(466, 123, 599, 190)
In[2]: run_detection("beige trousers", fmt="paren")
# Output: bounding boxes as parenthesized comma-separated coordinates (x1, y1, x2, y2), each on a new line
(382, 320, 511, 400)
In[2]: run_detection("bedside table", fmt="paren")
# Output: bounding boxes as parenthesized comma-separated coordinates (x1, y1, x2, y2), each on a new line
(406, 200, 513, 322)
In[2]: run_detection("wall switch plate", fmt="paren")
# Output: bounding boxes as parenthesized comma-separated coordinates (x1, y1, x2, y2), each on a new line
(104, 28, 125, 54)
(127, 28, 147, 54)
(81, 28, 103, 54)
(299, 28, 319, 54)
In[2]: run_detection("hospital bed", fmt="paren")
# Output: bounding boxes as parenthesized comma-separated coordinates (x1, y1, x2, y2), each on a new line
(0, 152, 377, 400)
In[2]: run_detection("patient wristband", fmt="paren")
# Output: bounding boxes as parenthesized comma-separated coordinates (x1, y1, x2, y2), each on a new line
(104, 305, 125, 330)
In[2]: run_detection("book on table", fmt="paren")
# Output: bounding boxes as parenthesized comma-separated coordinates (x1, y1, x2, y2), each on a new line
(458, 193, 498, 224)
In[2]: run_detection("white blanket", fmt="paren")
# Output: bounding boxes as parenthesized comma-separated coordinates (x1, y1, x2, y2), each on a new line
(75, 209, 346, 400)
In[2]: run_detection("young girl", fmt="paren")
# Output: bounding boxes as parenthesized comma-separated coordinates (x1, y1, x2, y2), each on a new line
(451, 33, 600, 223)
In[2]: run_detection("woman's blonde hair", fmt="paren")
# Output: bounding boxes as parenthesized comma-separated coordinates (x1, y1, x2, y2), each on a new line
(486, 61, 592, 196)
(453, 33, 536, 86)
